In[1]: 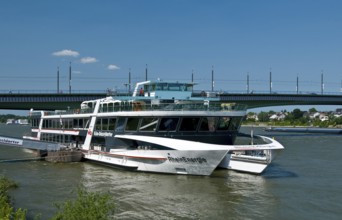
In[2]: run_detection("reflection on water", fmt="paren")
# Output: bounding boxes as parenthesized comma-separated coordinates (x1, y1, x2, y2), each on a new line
(262, 163, 298, 179)
(79, 163, 275, 219)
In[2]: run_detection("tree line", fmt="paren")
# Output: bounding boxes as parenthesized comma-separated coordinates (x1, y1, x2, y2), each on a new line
(244, 108, 342, 127)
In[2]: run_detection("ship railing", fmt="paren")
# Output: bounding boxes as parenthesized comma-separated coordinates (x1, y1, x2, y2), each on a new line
(98, 102, 246, 112)
(45, 102, 246, 116)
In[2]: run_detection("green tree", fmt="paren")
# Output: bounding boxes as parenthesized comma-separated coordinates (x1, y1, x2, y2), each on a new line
(309, 108, 317, 113)
(258, 112, 269, 122)
(292, 108, 304, 120)
(0, 176, 27, 220)
(51, 187, 115, 220)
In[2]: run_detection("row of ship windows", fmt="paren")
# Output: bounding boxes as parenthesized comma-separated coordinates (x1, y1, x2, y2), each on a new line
(111, 117, 241, 132)
(33, 116, 242, 132)
(31, 118, 90, 129)
(40, 134, 73, 143)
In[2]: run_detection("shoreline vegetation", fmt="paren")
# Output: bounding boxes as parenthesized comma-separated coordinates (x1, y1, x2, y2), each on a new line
(243, 107, 342, 128)
(0, 175, 115, 220)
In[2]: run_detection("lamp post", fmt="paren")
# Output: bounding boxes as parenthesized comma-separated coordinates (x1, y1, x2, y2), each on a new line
(269, 68, 272, 94)
(69, 62, 72, 94)
(129, 68, 131, 93)
(211, 65, 214, 92)
(57, 66, 60, 93)
(296, 74, 299, 94)
(321, 71, 324, 95)
(246, 72, 249, 94)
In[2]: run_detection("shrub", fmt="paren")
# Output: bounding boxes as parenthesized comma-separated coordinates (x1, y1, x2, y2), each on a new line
(51, 187, 115, 220)
(0, 176, 27, 220)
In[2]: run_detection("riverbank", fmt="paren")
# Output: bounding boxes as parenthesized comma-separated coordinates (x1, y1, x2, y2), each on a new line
(242, 122, 342, 128)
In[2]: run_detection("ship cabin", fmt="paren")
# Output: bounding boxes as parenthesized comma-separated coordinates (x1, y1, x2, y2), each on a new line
(132, 80, 195, 100)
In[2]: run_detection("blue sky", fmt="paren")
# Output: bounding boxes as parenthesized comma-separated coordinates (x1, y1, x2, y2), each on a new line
(1, 0, 342, 113)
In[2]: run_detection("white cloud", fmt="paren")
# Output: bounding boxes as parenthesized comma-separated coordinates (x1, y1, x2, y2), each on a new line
(52, 49, 79, 57)
(80, 57, 98, 64)
(107, 64, 120, 71)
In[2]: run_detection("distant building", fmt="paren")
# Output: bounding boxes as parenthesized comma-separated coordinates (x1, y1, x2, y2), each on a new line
(269, 113, 286, 121)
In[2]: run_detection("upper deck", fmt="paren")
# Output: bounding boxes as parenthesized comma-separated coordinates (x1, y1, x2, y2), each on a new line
(30, 80, 247, 117)
(132, 80, 195, 100)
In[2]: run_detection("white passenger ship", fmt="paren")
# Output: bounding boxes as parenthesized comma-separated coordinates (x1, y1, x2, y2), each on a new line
(24, 80, 284, 175)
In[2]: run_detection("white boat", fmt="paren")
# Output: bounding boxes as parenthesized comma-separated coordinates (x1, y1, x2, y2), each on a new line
(23, 80, 284, 175)
(6, 119, 29, 125)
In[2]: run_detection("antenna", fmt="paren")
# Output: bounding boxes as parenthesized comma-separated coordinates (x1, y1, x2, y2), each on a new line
(145, 64, 148, 81)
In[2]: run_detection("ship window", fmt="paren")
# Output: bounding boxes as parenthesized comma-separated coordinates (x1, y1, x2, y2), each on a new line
(228, 117, 242, 131)
(102, 103, 108, 112)
(217, 117, 231, 131)
(79, 119, 84, 128)
(108, 118, 116, 130)
(84, 118, 90, 128)
(156, 83, 167, 91)
(158, 117, 179, 131)
(95, 118, 101, 130)
(67, 119, 72, 129)
(168, 83, 181, 91)
(73, 119, 79, 128)
(113, 102, 121, 111)
(139, 117, 158, 131)
(199, 117, 217, 132)
(179, 117, 200, 131)
(62, 119, 67, 129)
(43, 120, 48, 128)
(125, 117, 140, 131)
(102, 118, 109, 130)
(115, 117, 126, 132)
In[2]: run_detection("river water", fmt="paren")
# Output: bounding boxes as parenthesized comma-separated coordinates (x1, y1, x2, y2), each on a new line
(0, 124, 341, 220)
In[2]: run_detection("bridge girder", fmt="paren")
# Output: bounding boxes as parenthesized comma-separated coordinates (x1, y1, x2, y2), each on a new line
(0, 93, 341, 111)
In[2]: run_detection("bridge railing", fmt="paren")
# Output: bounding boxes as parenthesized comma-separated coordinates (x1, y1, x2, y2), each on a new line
(0, 89, 127, 95)
(2, 89, 341, 96)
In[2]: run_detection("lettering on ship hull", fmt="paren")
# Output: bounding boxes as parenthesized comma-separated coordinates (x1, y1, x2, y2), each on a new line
(167, 153, 207, 164)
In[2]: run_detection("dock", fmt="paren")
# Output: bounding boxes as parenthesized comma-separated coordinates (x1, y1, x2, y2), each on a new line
(0, 135, 83, 162)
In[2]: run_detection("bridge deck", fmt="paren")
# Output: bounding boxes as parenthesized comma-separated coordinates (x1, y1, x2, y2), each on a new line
(0, 92, 342, 110)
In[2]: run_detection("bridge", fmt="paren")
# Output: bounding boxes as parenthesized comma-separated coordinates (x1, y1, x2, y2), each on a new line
(1, 91, 342, 110)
